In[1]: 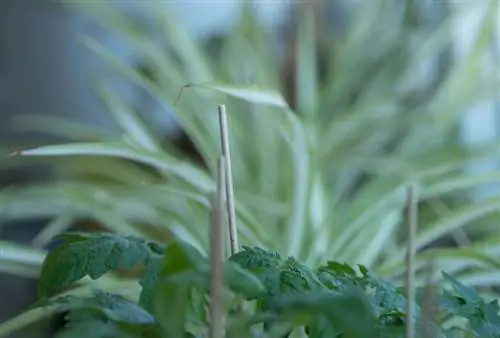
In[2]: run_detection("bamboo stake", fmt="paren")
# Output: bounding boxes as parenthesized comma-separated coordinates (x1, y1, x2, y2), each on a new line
(420, 259, 438, 338)
(208, 156, 226, 338)
(217, 105, 239, 255)
(405, 184, 418, 338)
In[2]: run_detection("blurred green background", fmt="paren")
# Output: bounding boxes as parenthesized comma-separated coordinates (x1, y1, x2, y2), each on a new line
(0, 0, 499, 337)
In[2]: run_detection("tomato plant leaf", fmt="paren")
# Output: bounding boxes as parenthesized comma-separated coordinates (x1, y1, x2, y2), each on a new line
(55, 311, 142, 338)
(139, 257, 162, 312)
(39, 233, 157, 298)
(442, 271, 481, 304)
(33, 289, 155, 326)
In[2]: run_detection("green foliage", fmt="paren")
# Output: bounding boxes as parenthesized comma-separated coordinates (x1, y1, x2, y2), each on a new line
(3, 233, 500, 337)
(441, 273, 500, 337)
(33, 289, 155, 326)
(1, 1, 500, 336)
(39, 232, 161, 298)
(55, 312, 135, 338)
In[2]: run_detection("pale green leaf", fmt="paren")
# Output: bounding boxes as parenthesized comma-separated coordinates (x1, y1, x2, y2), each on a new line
(296, 3, 318, 119)
(97, 82, 161, 152)
(13, 142, 213, 192)
(178, 83, 289, 109)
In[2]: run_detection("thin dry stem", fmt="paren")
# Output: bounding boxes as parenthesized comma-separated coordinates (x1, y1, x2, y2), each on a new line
(217, 104, 239, 255)
(208, 156, 226, 338)
(405, 184, 418, 338)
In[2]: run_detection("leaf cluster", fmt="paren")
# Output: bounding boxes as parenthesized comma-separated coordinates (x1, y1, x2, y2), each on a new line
(3, 233, 500, 338)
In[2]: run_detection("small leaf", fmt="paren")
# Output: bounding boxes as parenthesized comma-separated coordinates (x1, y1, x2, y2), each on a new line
(90, 290, 154, 325)
(34, 289, 155, 326)
(139, 257, 163, 312)
(442, 272, 481, 304)
(316, 261, 360, 291)
(39, 233, 154, 297)
(153, 281, 190, 338)
(162, 241, 206, 272)
(319, 261, 358, 278)
(229, 245, 281, 277)
(278, 257, 323, 294)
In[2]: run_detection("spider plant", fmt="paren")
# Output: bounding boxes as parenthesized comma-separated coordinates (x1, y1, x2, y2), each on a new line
(1, 0, 500, 299)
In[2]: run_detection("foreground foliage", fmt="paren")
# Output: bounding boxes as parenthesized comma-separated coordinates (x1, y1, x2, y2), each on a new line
(2, 233, 500, 337)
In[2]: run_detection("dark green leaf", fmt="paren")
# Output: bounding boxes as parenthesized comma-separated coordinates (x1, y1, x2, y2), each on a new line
(442, 272, 481, 304)
(55, 311, 139, 338)
(153, 281, 190, 338)
(230, 246, 321, 306)
(139, 257, 162, 312)
(229, 245, 282, 272)
(34, 289, 155, 326)
(226, 261, 266, 299)
(39, 233, 156, 297)
(268, 289, 378, 337)
(160, 240, 206, 275)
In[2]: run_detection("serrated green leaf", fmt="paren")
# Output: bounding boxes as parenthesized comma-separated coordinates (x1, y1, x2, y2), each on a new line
(39, 233, 154, 297)
(229, 245, 282, 272)
(316, 261, 362, 292)
(230, 246, 324, 313)
(316, 261, 357, 280)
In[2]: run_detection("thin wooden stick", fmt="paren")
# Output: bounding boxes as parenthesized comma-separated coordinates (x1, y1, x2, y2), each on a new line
(208, 156, 226, 338)
(217, 104, 239, 255)
(405, 184, 418, 338)
(420, 259, 438, 338)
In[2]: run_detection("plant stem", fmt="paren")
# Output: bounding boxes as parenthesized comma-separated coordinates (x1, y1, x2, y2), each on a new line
(209, 156, 226, 338)
(218, 104, 239, 255)
(405, 184, 418, 338)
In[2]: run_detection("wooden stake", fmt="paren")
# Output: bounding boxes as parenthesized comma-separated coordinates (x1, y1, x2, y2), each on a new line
(420, 259, 438, 338)
(208, 156, 226, 338)
(217, 105, 239, 255)
(405, 184, 418, 338)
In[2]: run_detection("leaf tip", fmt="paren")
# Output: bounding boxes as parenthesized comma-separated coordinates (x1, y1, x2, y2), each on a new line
(8, 148, 25, 157)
